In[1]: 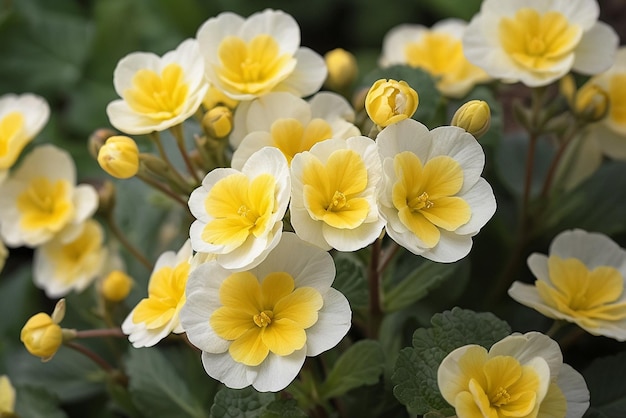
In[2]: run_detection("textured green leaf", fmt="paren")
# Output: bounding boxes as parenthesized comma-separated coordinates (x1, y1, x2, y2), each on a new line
(332, 253, 368, 311)
(126, 347, 207, 418)
(318, 340, 385, 400)
(391, 308, 511, 415)
(209, 386, 274, 418)
(14, 385, 68, 418)
(260, 399, 308, 418)
(584, 351, 626, 418)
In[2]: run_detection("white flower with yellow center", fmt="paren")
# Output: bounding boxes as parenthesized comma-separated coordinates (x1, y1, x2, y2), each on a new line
(230, 91, 360, 165)
(463, 0, 619, 87)
(180, 232, 351, 392)
(122, 240, 192, 348)
(0, 144, 98, 248)
(376, 119, 496, 263)
(106, 39, 208, 135)
(196, 9, 327, 101)
(438, 332, 589, 418)
(188, 147, 290, 270)
(379, 19, 490, 98)
(33, 219, 107, 298)
(509, 229, 626, 341)
(290, 136, 384, 251)
(0, 93, 50, 183)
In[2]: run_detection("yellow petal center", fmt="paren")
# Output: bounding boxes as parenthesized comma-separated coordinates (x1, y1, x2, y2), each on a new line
(216, 34, 294, 96)
(202, 173, 277, 249)
(0, 111, 25, 167)
(499, 8, 582, 71)
(16, 177, 74, 232)
(210, 271, 323, 366)
(270, 118, 333, 164)
(302, 149, 370, 229)
(536, 256, 626, 328)
(391, 152, 471, 247)
(123, 63, 189, 120)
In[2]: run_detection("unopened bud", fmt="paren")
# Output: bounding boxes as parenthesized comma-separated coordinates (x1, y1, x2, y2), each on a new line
(365, 79, 419, 127)
(324, 48, 358, 91)
(97, 136, 140, 179)
(20, 310, 63, 361)
(101, 270, 133, 302)
(451, 100, 491, 139)
(574, 83, 609, 122)
(202, 106, 233, 138)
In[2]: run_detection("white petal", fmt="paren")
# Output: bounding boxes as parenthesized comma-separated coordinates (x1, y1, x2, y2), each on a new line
(376, 119, 432, 161)
(556, 364, 590, 418)
(202, 351, 253, 389)
(290, 206, 331, 250)
(252, 349, 306, 392)
(549, 229, 626, 271)
(323, 219, 385, 252)
(573, 22, 619, 75)
(276, 48, 327, 98)
(240, 9, 300, 54)
(305, 288, 352, 356)
(437, 344, 485, 405)
(489, 332, 563, 379)
(230, 132, 274, 171)
(454, 178, 497, 236)
(421, 230, 473, 263)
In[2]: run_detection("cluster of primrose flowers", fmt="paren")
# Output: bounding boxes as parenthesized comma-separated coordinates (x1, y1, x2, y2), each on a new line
(3, 0, 626, 416)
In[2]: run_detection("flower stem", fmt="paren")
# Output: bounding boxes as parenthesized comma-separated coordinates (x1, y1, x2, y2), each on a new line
(170, 124, 201, 184)
(75, 328, 126, 339)
(149, 131, 192, 193)
(367, 238, 383, 338)
(104, 212, 154, 271)
(65, 341, 115, 373)
(136, 172, 188, 208)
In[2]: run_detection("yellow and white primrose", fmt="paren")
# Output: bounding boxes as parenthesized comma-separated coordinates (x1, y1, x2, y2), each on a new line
(106, 39, 208, 135)
(180, 232, 351, 392)
(0, 144, 98, 248)
(122, 240, 192, 348)
(188, 146, 290, 270)
(509, 229, 626, 341)
(438, 332, 589, 418)
(33, 219, 107, 298)
(376, 119, 496, 263)
(196, 9, 327, 101)
(290, 136, 385, 251)
(379, 19, 490, 98)
(463, 0, 619, 87)
(229, 91, 360, 164)
(0, 93, 50, 183)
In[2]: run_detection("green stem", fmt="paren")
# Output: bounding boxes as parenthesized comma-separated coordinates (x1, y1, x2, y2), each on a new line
(136, 172, 188, 208)
(65, 341, 115, 373)
(149, 132, 191, 192)
(104, 212, 153, 271)
(540, 121, 584, 198)
(367, 238, 383, 339)
(75, 328, 126, 339)
(170, 124, 201, 184)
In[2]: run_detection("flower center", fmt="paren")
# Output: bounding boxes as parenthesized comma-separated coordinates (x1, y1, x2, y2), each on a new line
(391, 152, 470, 247)
(499, 8, 582, 71)
(491, 386, 511, 407)
(124, 63, 189, 120)
(216, 34, 294, 96)
(301, 149, 370, 229)
(16, 177, 74, 232)
(253, 310, 274, 328)
(202, 173, 276, 249)
(270, 118, 333, 164)
(0, 111, 24, 164)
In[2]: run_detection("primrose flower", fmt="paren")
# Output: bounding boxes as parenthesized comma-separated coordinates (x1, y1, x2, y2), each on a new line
(180, 232, 351, 392)
(365, 79, 418, 128)
(0, 144, 99, 248)
(0, 375, 15, 416)
(0, 93, 50, 183)
(463, 0, 619, 87)
(33, 219, 108, 298)
(196, 9, 327, 101)
(230, 91, 360, 165)
(122, 240, 192, 348)
(380, 19, 490, 98)
(290, 136, 385, 251)
(376, 119, 496, 263)
(509, 229, 626, 341)
(188, 147, 290, 270)
(438, 332, 589, 418)
(106, 39, 208, 135)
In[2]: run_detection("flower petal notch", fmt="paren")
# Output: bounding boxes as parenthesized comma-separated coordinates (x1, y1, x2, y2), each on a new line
(180, 232, 352, 392)
(509, 229, 626, 341)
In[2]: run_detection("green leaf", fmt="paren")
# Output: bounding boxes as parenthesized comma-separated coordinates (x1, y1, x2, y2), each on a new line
(361, 65, 442, 127)
(332, 252, 368, 311)
(584, 351, 626, 418)
(14, 385, 68, 418)
(419, 0, 482, 20)
(126, 347, 207, 418)
(209, 386, 275, 418)
(260, 399, 308, 418)
(318, 340, 385, 400)
(391, 307, 511, 415)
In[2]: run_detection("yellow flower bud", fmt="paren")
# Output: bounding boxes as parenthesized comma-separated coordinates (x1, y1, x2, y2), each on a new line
(97, 135, 140, 179)
(365, 79, 419, 127)
(0, 375, 15, 416)
(202, 106, 233, 138)
(451, 100, 491, 139)
(574, 82, 609, 122)
(20, 312, 63, 360)
(324, 48, 358, 91)
(203, 86, 238, 110)
(101, 270, 133, 302)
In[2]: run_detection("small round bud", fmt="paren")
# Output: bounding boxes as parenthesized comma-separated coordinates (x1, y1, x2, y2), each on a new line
(0, 375, 16, 416)
(97, 136, 140, 179)
(365, 79, 419, 127)
(88, 128, 118, 160)
(203, 86, 238, 110)
(451, 100, 491, 139)
(202, 106, 233, 138)
(574, 83, 609, 122)
(324, 48, 358, 91)
(101, 270, 133, 302)
(20, 312, 63, 360)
